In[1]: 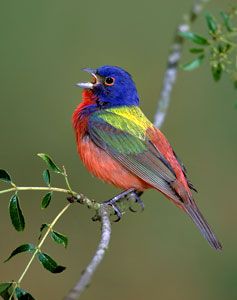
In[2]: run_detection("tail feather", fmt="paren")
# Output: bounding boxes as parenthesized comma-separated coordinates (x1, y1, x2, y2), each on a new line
(183, 202, 222, 251)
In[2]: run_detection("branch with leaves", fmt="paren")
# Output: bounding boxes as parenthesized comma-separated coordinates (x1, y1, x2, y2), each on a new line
(179, 7, 237, 86)
(154, 4, 237, 128)
(0, 154, 103, 300)
(154, 0, 210, 128)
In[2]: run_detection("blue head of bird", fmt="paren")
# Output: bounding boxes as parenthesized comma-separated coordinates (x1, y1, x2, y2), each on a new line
(77, 65, 140, 108)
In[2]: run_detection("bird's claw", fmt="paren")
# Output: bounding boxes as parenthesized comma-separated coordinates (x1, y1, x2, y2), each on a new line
(128, 191, 145, 213)
(103, 189, 144, 221)
(129, 206, 137, 213)
(103, 188, 135, 222)
(111, 204, 122, 222)
(103, 201, 122, 222)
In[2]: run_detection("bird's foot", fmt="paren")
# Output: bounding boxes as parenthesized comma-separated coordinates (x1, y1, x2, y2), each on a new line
(103, 189, 144, 221)
(128, 191, 145, 213)
(103, 189, 134, 222)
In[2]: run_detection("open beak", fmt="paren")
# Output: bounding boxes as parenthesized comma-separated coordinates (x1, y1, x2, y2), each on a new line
(75, 68, 98, 89)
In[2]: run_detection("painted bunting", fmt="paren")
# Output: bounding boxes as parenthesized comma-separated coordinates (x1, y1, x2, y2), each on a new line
(73, 65, 222, 250)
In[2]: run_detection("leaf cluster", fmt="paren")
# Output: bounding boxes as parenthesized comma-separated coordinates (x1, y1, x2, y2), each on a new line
(0, 154, 70, 299)
(179, 8, 237, 89)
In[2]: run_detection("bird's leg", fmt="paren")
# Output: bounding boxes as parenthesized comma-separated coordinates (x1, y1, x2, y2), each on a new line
(103, 188, 136, 222)
(128, 191, 145, 212)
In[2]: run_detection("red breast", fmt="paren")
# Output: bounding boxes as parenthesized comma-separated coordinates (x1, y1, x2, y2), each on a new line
(72, 90, 150, 191)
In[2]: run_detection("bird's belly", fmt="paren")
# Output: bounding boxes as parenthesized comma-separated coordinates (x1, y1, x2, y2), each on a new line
(78, 136, 149, 191)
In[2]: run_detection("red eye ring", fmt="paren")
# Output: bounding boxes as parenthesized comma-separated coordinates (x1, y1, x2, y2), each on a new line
(104, 77, 115, 86)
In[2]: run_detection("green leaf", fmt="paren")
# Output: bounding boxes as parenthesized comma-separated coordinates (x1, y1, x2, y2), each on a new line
(220, 11, 233, 32)
(234, 100, 237, 109)
(4, 244, 36, 262)
(41, 192, 52, 209)
(189, 48, 205, 54)
(205, 13, 217, 34)
(223, 43, 231, 53)
(211, 64, 222, 81)
(37, 153, 62, 174)
(51, 231, 68, 248)
(0, 170, 12, 183)
(181, 55, 205, 71)
(38, 223, 48, 240)
(0, 282, 12, 300)
(40, 223, 48, 232)
(234, 80, 237, 89)
(179, 31, 209, 45)
(42, 169, 50, 186)
(37, 252, 66, 273)
(9, 194, 25, 231)
(15, 287, 35, 300)
(0, 283, 12, 294)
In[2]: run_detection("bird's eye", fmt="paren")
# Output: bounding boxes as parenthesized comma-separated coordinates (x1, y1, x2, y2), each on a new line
(104, 77, 115, 86)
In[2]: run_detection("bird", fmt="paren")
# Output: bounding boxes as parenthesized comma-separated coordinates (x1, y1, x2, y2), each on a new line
(72, 65, 222, 250)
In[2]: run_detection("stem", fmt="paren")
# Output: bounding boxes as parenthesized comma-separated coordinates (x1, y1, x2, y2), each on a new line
(64, 205, 111, 300)
(62, 166, 73, 193)
(219, 37, 237, 47)
(0, 186, 76, 196)
(8, 282, 17, 300)
(0, 185, 101, 213)
(15, 204, 71, 291)
(1, 182, 102, 299)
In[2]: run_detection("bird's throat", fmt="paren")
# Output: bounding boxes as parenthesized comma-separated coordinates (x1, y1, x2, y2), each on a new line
(72, 89, 97, 132)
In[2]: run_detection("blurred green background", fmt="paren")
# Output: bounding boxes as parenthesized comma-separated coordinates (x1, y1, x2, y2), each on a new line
(0, 0, 236, 299)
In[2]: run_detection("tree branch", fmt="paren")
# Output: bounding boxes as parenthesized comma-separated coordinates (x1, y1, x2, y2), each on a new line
(64, 205, 111, 300)
(64, 1, 210, 299)
(154, 0, 209, 128)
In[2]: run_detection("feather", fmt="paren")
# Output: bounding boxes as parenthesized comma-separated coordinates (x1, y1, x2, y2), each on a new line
(73, 65, 222, 251)
(88, 107, 182, 202)
(183, 201, 222, 250)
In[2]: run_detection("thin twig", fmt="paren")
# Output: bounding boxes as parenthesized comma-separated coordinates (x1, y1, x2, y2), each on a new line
(8, 203, 72, 300)
(0, 186, 100, 211)
(154, 0, 210, 128)
(64, 205, 111, 300)
(0, 186, 75, 196)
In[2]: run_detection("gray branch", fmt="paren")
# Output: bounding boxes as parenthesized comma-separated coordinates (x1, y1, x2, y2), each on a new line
(64, 205, 111, 300)
(64, 1, 210, 299)
(154, 0, 209, 128)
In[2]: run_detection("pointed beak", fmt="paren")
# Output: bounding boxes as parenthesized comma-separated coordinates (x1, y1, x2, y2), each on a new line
(75, 68, 98, 89)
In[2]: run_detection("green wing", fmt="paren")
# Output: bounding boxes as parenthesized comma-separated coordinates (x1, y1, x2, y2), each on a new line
(88, 108, 179, 200)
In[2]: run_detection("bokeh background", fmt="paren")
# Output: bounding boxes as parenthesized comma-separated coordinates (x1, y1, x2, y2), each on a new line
(0, 1, 236, 299)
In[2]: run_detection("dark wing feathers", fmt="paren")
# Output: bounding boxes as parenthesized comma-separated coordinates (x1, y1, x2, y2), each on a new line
(89, 113, 181, 200)
(172, 150, 197, 193)
(88, 112, 221, 251)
